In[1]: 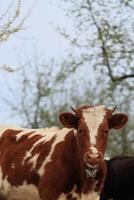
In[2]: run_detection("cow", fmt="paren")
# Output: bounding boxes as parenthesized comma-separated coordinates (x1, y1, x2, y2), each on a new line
(100, 156, 134, 200)
(0, 105, 128, 200)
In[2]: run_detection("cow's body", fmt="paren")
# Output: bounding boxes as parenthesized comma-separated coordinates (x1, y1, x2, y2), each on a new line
(0, 126, 102, 200)
(0, 105, 128, 200)
(100, 156, 134, 200)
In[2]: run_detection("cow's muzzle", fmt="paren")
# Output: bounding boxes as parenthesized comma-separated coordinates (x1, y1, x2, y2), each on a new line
(84, 150, 102, 167)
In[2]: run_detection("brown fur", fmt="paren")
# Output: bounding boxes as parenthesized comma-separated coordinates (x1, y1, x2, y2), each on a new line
(0, 105, 128, 200)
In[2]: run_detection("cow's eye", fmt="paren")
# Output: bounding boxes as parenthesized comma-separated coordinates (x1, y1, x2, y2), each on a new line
(101, 129, 108, 136)
(104, 130, 108, 134)
(78, 129, 83, 134)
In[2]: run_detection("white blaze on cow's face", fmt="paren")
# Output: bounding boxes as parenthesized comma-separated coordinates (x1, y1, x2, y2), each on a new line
(59, 104, 128, 168)
(82, 105, 106, 148)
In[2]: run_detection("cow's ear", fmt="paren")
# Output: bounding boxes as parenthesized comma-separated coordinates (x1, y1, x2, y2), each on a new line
(109, 114, 128, 129)
(59, 112, 78, 128)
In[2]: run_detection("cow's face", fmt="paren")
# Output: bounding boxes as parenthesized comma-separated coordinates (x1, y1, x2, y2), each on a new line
(59, 105, 128, 168)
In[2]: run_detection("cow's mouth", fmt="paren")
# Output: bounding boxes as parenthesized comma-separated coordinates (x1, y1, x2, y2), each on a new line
(85, 163, 98, 178)
(84, 158, 100, 170)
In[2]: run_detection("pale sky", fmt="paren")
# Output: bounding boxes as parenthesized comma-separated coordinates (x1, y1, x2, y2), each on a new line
(0, 0, 73, 67)
(0, 0, 73, 125)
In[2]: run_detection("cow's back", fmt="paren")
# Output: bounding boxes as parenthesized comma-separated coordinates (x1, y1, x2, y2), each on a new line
(0, 125, 71, 200)
(0, 127, 56, 182)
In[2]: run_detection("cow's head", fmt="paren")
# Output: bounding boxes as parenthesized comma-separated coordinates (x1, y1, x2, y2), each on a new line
(59, 105, 128, 170)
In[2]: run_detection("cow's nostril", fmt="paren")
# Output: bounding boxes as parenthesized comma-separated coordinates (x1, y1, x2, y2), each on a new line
(87, 152, 101, 160)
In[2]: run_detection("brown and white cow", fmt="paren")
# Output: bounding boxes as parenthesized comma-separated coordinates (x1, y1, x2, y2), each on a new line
(0, 105, 128, 200)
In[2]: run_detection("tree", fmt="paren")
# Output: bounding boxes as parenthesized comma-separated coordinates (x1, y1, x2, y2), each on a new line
(0, 0, 31, 71)
(5, 0, 134, 156)
(57, 0, 134, 155)
(5, 52, 96, 128)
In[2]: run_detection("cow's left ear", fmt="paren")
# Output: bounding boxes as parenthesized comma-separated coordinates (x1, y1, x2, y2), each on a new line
(109, 113, 128, 129)
(59, 112, 78, 128)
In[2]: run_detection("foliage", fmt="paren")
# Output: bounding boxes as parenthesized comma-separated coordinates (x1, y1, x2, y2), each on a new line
(5, 0, 134, 156)
(58, 0, 134, 155)
(0, 0, 31, 72)
(6, 53, 95, 128)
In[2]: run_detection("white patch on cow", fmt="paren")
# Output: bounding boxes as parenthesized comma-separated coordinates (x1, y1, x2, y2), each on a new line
(86, 163, 98, 169)
(58, 192, 79, 200)
(0, 168, 40, 200)
(0, 125, 61, 171)
(27, 153, 40, 170)
(38, 128, 72, 176)
(58, 185, 80, 200)
(69, 185, 80, 199)
(22, 151, 32, 166)
(58, 185, 99, 200)
(82, 105, 106, 146)
(16, 128, 54, 141)
(0, 125, 59, 140)
(22, 128, 59, 166)
(58, 193, 67, 200)
(44, 126, 60, 132)
(7, 184, 40, 200)
(22, 137, 46, 163)
(0, 168, 11, 199)
(27, 132, 40, 139)
(90, 146, 98, 155)
(73, 129, 77, 136)
(11, 163, 15, 169)
(0, 167, 3, 187)
(16, 131, 26, 141)
(81, 191, 100, 200)
(85, 168, 97, 178)
(28, 126, 59, 139)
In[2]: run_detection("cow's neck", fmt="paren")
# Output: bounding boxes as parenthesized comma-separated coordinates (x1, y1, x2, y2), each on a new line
(82, 160, 107, 195)
(95, 160, 107, 192)
(62, 131, 86, 193)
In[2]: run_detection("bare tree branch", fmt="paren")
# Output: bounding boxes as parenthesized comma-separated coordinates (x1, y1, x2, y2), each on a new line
(86, 0, 134, 83)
